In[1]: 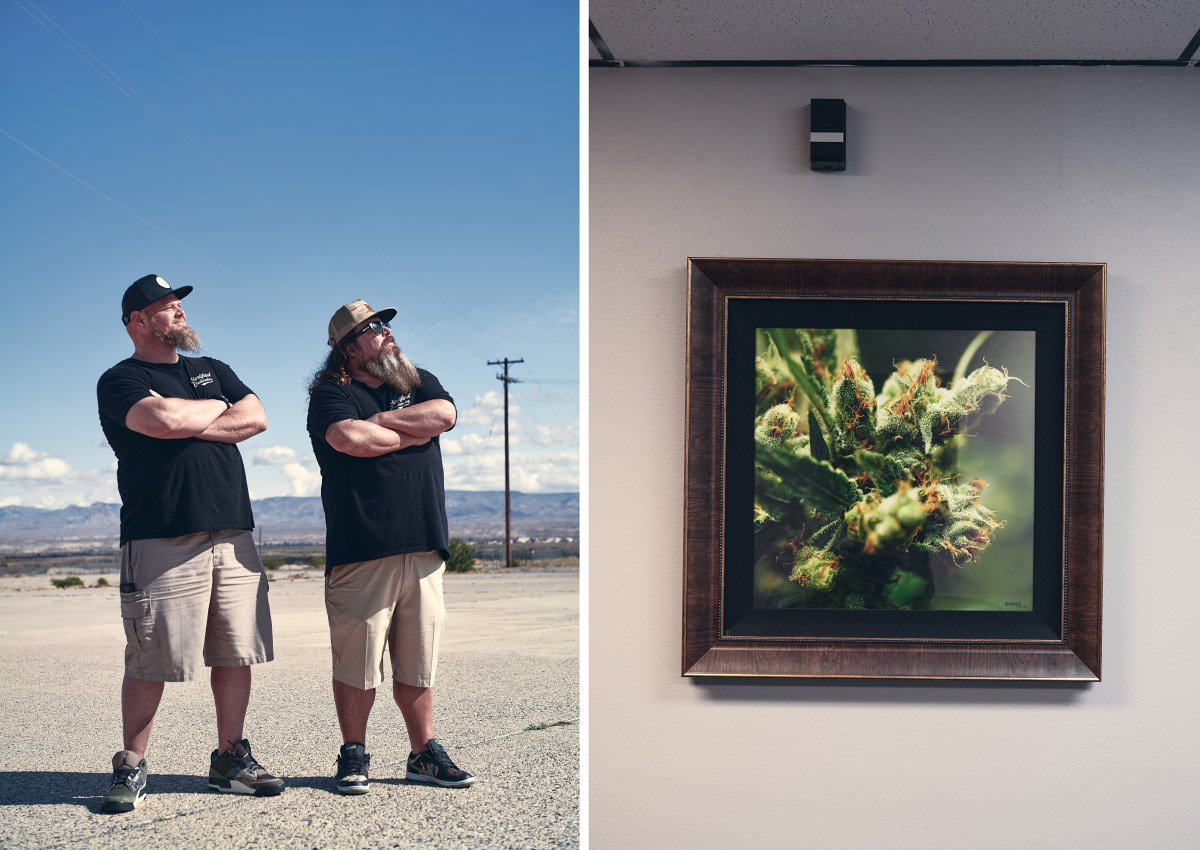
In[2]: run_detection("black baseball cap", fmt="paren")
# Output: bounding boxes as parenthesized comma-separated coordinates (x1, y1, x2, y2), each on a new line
(121, 274, 193, 325)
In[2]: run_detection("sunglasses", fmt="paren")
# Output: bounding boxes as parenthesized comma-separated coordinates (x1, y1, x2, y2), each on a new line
(345, 319, 390, 343)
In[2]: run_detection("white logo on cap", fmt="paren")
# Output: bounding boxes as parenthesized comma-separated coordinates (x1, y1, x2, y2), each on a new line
(155, 276, 170, 288)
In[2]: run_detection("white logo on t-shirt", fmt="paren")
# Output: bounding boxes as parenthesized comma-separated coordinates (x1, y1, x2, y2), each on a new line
(191, 372, 214, 388)
(390, 392, 414, 409)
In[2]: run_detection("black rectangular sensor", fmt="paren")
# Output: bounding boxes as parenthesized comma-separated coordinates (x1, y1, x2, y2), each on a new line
(810, 98, 846, 172)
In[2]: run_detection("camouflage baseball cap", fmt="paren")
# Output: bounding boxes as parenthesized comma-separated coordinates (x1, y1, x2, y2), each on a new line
(327, 299, 397, 347)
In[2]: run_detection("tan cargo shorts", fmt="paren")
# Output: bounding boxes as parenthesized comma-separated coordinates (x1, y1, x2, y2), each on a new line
(324, 550, 446, 690)
(119, 530, 273, 682)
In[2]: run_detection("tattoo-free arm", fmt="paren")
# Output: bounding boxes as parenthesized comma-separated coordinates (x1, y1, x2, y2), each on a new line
(125, 390, 228, 438)
(325, 419, 431, 457)
(196, 394, 268, 444)
(366, 399, 456, 438)
(126, 391, 267, 443)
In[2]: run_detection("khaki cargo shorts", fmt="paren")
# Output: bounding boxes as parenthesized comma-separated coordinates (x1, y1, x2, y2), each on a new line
(119, 530, 273, 682)
(324, 550, 446, 690)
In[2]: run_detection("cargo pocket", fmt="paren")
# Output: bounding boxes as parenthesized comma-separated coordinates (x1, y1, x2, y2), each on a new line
(120, 589, 154, 649)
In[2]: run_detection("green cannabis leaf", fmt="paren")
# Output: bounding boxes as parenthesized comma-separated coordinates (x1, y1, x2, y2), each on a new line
(753, 329, 1023, 610)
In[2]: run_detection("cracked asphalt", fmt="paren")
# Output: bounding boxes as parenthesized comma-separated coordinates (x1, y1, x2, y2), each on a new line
(0, 566, 579, 849)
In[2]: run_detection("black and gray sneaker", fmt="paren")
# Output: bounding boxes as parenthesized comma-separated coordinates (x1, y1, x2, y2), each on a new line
(101, 750, 148, 813)
(405, 739, 475, 788)
(208, 739, 285, 796)
(334, 742, 371, 795)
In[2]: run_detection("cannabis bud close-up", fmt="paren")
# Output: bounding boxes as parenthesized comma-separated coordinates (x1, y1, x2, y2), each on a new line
(753, 327, 1028, 611)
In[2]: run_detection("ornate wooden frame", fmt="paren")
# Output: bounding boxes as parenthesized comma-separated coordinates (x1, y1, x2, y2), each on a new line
(683, 258, 1104, 680)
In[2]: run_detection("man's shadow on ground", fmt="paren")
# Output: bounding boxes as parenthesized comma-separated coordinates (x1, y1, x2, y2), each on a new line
(0, 772, 451, 811)
(0, 771, 214, 809)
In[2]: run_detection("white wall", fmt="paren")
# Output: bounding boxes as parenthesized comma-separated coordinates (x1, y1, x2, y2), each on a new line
(588, 67, 1200, 849)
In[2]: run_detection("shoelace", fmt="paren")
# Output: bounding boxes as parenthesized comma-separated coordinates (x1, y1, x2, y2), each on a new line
(113, 767, 141, 790)
(221, 748, 263, 778)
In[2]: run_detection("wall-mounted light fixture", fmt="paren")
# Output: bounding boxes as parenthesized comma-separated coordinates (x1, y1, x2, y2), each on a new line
(810, 99, 846, 172)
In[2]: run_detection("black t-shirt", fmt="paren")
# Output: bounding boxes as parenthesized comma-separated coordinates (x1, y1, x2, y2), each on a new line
(97, 356, 256, 544)
(306, 369, 454, 569)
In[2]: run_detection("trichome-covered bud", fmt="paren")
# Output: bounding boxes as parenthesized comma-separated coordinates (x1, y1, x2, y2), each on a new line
(755, 355, 793, 408)
(920, 480, 1002, 565)
(844, 483, 933, 554)
(950, 364, 1014, 416)
(830, 358, 876, 450)
(755, 403, 803, 449)
(877, 358, 939, 426)
(789, 548, 840, 590)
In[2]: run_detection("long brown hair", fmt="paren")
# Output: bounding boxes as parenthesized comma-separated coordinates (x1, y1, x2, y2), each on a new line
(307, 344, 353, 393)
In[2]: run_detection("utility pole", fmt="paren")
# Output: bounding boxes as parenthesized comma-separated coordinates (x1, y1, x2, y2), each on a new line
(487, 357, 523, 567)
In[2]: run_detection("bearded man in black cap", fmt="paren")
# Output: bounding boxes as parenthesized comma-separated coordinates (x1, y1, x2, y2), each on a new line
(306, 299, 474, 795)
(95, 274, 283, 814)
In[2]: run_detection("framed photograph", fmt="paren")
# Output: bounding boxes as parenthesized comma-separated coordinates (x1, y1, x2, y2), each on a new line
(683, 258, 1104, 680)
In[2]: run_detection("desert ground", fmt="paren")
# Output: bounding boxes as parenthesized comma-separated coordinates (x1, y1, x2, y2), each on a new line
(0, 565, 579, 849)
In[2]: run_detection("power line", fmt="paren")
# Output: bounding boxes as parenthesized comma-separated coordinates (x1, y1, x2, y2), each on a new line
(0, 128, 247, 282)
(14, 0, 518, 361)
(13, 0, 247, 189)
(16, 1, 469, 349)
(118, 0, 521, 360)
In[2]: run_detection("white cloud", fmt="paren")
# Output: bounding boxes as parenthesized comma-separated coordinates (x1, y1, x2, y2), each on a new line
(527, 390, 579, 404)
(79, 478, 120, 505)
(254, 446, 299, 465)
(441, 433, 508, 456)
(0, 476, 118, 510)
(4, 444, 37, 463)
(443, 450, 578, 493)
(0, 443, 116, 507)
(457, 408, 495, 427)
(0, 490, 65, 509)
(526, 421, 579, 447)
(457, 390, 522, 426)
(283, 462, 322, 497)
(475, 390, 506, 407)
(0, 443, 76, 482)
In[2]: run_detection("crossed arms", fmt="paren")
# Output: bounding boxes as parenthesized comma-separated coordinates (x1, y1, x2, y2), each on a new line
(125, 390, 267, 444)
(325, 400, 456, 458)
(122, 387, 454, 455)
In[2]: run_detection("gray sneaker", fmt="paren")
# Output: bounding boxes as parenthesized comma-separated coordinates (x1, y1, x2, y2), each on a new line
(208, 739, 284, 796)
(100, 750, 147, 813)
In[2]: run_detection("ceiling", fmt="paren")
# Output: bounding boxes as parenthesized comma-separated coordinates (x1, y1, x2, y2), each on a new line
(589, 0, 1200, 67)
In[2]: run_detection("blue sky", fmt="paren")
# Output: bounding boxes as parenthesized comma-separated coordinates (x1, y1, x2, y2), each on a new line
(0, 0, 580, 508)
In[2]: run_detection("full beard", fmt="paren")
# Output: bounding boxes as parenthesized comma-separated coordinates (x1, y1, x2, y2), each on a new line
(365, 345, 422, 393)
(157, 325, 202, 352)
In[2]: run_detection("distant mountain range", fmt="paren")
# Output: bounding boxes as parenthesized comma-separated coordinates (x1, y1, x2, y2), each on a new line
(0, 492, 578, 552)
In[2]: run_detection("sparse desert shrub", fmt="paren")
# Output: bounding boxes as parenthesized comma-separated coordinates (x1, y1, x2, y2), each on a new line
(446, 538, 476, 573)
(52, 576, 85, 589)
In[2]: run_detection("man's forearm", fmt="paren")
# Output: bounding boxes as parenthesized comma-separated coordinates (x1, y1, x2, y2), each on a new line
(196, 395, 268, 444)
(367, 400, 456, 438)
(125, 395, 228, 439)
(326, 419, 431, 457)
